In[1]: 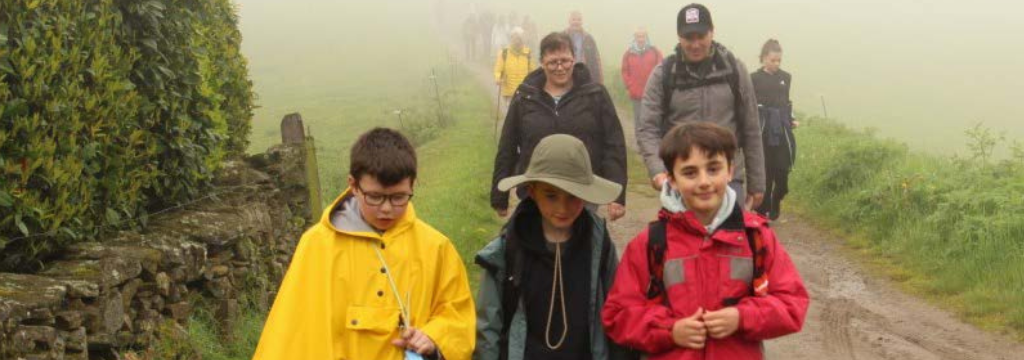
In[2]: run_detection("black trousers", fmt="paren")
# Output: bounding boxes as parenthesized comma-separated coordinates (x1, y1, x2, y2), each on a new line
(757, 144, 793, 220)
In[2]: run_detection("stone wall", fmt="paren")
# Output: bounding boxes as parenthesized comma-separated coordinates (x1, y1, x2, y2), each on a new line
(0, 143, 315, 360)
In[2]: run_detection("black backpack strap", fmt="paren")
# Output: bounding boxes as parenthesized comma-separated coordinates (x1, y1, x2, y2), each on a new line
(645, 219, 669, 304)
(721, 50, 748, 148)
(749, 226, 769, 297)
(723, 51, 742, 111)
(659, 54, 677, 130)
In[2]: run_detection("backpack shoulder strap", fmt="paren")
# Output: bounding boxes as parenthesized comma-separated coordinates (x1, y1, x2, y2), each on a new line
(645, 219, 669, 303)
(747, 226, 769, 297)
(722, 50, 744, 122)
(659, 54, 677, 123)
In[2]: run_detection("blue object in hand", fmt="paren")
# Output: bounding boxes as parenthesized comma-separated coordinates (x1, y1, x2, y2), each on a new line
(404, 350, 425, 360)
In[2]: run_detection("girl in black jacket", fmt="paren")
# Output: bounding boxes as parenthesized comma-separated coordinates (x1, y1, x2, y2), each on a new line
(750, 39, 797, 221)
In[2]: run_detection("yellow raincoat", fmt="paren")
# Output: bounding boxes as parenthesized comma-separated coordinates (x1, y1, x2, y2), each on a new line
(252, 189, 476, 360)
(494, 46, 534, 97)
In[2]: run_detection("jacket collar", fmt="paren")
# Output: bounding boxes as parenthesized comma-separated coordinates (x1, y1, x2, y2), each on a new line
(475, 200, 606, 272)
(673, 41, 736, 81)
(320, 188, 416, 241)
(658, 193, 749, 247)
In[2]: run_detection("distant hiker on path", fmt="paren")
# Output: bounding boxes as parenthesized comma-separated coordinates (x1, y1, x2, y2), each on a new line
(522, 15, 539, 51)
(494, 27, 535, 116)
(635, 3, 765, 210)
(463, 13, 480, 60)
(565, 10, 604, 84)
(491, 15, 511, 59)
(620, 26, 664, 124)
(751, 39, 797, 221)
(492, 32, 628, 222)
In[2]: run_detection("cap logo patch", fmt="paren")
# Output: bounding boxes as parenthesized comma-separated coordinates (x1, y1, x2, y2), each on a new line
(685, 8, 700, 24)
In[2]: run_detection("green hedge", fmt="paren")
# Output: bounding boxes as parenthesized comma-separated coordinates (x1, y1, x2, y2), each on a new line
(789, 117, 1024, 335)
(0, 0, 254, 271)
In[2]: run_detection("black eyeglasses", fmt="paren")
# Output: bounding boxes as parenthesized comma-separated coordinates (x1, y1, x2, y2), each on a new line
(355, 184, 413, 207)
(543, 59, 574, 70)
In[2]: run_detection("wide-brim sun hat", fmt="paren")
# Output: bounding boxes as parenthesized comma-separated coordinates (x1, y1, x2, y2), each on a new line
(497, 134, 622, 204)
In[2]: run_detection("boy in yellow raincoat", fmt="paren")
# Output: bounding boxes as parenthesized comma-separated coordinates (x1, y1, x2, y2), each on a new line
(253, 128, 475, 360)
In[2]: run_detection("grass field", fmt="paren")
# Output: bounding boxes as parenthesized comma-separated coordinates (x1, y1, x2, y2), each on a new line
(787, 117, 1024, 338)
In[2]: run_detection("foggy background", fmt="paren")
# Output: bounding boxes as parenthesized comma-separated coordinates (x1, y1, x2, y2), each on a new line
(235, 0, 1024, 156)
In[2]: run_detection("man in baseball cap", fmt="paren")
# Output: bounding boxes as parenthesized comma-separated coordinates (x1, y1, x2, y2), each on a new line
(635, 3, 767, 212)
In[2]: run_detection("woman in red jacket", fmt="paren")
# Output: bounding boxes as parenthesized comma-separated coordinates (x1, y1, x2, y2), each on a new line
(620, 27, 663, 123)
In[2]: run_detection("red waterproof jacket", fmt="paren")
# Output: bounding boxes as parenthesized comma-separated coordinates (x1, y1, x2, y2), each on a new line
(601, 207, 809, 360)
(621, 47, 663, 100)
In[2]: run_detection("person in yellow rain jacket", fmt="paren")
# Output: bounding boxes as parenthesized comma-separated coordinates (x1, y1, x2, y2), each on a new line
(494, 27, 534, 115)
(252, 128, 475, 360)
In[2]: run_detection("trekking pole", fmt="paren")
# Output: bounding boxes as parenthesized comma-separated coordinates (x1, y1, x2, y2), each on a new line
(494, 84, 501, 141)
(430, 69, 446, 126)
(393, 109, 406, 130)
(820, 95, 829, 119)
(450, 52, 457, 87)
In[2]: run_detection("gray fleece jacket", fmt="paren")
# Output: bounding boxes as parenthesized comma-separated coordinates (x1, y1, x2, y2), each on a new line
(635, 43, 766, 194)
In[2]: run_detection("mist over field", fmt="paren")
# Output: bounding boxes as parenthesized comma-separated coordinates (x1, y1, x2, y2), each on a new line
(235, 0, 1023, 156)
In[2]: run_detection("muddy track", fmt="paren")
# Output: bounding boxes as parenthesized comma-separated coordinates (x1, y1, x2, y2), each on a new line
(444, 33, 1024, 359)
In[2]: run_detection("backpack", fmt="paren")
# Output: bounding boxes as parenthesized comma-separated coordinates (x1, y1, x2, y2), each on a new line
(499, 48, 531, 81)
(644, 219, 769, 307)
(659, 46, 744, 129)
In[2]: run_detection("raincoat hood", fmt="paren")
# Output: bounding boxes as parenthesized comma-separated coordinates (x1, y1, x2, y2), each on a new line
(628, 33, 653, 54)
(659, 179, 737, 233)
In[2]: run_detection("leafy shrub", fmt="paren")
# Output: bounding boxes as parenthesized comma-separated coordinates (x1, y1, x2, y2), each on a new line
(0, 0, 254, 270)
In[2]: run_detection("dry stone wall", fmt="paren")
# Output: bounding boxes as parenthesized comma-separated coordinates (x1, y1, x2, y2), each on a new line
(0, 143, 315, 360)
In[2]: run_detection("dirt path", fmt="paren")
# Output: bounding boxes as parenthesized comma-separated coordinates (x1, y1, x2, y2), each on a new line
(605, 111, 1024, 360)
(443, 33, 1024, 359)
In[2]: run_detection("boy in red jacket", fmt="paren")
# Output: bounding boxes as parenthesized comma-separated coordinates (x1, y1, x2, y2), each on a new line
(602, 122, 808, 359)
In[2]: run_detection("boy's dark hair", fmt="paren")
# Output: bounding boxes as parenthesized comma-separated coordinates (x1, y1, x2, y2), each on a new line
(759, 38, 782, 62)
(349, 127, 417, 186)
(539, 32, 574, 60)
(659, 122, 737, 172)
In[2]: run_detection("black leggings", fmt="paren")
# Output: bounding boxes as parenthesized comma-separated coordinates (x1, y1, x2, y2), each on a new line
(757, 144, 793, 220)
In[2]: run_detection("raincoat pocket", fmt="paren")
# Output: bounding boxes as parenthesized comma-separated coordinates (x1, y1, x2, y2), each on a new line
(345, 305, 400, 334)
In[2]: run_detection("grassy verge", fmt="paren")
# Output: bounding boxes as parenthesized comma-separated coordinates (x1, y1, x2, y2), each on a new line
(787, 117, 1024, 339)
(410, 78, 505, 289)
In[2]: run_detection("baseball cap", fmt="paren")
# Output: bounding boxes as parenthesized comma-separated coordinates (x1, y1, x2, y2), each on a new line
(677, 3, 714, 36)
